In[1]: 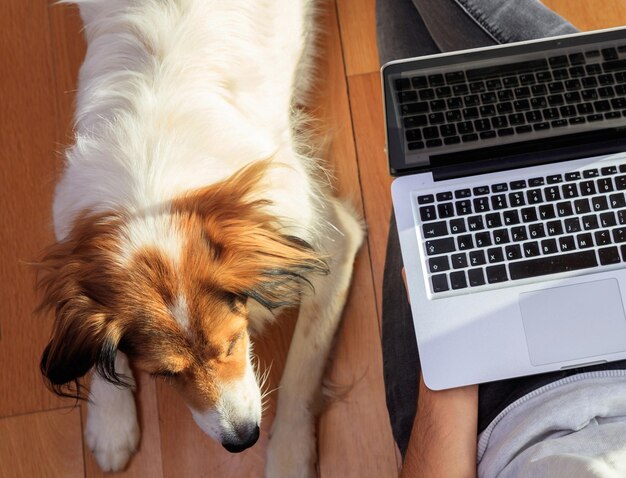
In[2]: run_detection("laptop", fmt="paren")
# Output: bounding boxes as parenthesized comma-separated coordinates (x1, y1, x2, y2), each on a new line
(383, 27, 626, 390)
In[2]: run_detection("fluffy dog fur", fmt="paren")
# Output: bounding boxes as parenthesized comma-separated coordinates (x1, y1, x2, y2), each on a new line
(37, 0, 364, 475)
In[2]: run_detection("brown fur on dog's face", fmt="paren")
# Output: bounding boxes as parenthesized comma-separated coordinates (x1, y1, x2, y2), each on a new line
(36, 162, 328, 447)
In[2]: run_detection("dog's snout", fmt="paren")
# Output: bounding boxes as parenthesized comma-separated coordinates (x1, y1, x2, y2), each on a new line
(222, 424, 260, 453)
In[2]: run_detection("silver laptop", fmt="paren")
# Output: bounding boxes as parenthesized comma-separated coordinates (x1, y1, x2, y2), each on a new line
(383, 27, 626, 390)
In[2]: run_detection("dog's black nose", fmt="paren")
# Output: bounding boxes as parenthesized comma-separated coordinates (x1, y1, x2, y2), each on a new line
(222, 424, 260, 453)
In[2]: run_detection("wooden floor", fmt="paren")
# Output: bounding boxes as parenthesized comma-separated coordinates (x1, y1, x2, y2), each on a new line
(1, 0, 625, 477)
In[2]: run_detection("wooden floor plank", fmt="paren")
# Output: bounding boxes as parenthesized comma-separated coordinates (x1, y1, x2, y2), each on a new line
(542, 0, 626, 31)
(345, 73, 392, 322)
(0, 407, 84, 478)
(336, 0, 379, 77)
(0, 0, 66, 418)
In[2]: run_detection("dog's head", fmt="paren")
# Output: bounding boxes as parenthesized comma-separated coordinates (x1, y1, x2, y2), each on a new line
(36, 162, 327, 452)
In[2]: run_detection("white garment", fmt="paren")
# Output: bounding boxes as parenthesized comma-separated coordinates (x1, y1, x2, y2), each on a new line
(478, 371, 626, 477)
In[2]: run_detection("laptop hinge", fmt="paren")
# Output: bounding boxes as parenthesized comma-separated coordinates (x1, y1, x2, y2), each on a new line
(431, 129, 626, 182)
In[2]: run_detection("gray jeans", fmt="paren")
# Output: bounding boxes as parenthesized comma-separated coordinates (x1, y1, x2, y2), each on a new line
(377, 0, 626, 457)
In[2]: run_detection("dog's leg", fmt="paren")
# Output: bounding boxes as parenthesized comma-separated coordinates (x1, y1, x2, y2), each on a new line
(85, 352, 140, 472)
(265, 200, 364, 478)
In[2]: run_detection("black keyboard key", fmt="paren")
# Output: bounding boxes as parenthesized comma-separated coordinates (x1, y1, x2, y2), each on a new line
(404, 115, 428, 128)
(554, 69, 569, 80)
(468, 268, 486, 287)
(600, 246, 621, 265)
(472, 185, 489, 196)
(565, 172, 581, 181)
(449, 218, 466, 234)
(435, 86, 452, 97)
(417, 194, 434, 204)
(538, 204, 555, 220)
(395, 78, 411, 90)
(402, 102, 429, 115)
(510, 180, 527, 190)
(556, 201, 574, 217)
(411, 76, 428, 88)
(529, 223, 546, 239)
(562, 183, 578, 198)
(597, 178, 614, 193)
(541, 238, 558, 254)
(431, 274, 449, 293)
(480, 131, 497, 140)
(420, 89, 435, 100)
(486, 265, 508, 283)
(455, 200, 472, 215)
(546, 220, 563, 236)
(481, 92, 497, 104)
(426, 139, 443, 147)
(526, 189, 543, 204)
(462, 133, 479, 142)
(497, 102, 514, 114)
(493, 229, 510, 245)
(549, 55, 568, 68)
(398, 91, 418, 103)
(457, 121, 474, 135)
(533, 122, 550, 131)
(426, 237, 455, 255)
(440, 124, 457, 137)
(610, 192, 626, 208)
(447, 97, 464, 109)
(428, 112, 445, 124)
(485, 213, 502, 228)
(559, 236, 576, 252)
(595, 230, 612, 246)
(470, 81, 486, 93)
(406, 129, 423, 142)
(487, 247, 505, 263)
(467, 217, 486, 232)
(438, 202, 455, 218)
(450, 271, 468, 290)
(509, 250, 597, 280)
(509, 113, 526, 125)
(422, 221, 448, 238)
(474, 119, 491, 132)
(463, 107, 480, 119)
(451, 253, 468, 269)
(444, 136, 461, 145)
(616, 175, 626, 190)
(548, 94, 564, 106)
(511, 226, 528, 242)
(491, 194, 508, 210)
(503, 76, 519, 88)
(509, 191, 525, 207)
(451, 84, 469, 96)
(560, 105, 577, 117)
(591, 196, 609, 211)
(574, 198, 591, 214)
(491, 183, 508, 193)
(473, 197, 490, 213)
(445, 71, 466, 84)
(601, 211, 617, 228)
(429, 74, 445, 86)
(525, 110, 542, 123)
(469, 250, 486, 266)
(516, 125, 532, 134)
(564, 217, 581, 233)
(613, 227, 626, 243)
(577, 233, 594, 248)
(430, 99, 447, 111)
(582, 214, 599, 230)
(523, 241, 540, 257)
(475, 231, 492, 248)
(419, 205, 436, 221)
(569, 66, 586, 77)
(544, 186, 561, 201)
(429, 256, 450, 273)
(436, 191, 453, 201)
(503, 210, 520, 226)
(498, 127, 515, 137)
(602, 48, 619, 61)
(423, 127, 439, 139)
(514, 99, 530, 110)
(580, 180, 596, 195)
(505, 244, 522, 260)
(520, 207, 538, 222)
(520, 73, 536, 85)
(457, 234, 474, 250)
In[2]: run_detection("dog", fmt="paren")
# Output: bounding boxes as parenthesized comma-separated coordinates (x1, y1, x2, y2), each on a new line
(36, 0, 364, 476)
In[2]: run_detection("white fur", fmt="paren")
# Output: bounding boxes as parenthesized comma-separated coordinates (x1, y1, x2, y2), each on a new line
(56, 0, 364, 475)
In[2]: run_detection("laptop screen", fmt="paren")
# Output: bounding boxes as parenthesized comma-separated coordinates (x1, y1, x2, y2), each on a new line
(382, 28, 626, 177)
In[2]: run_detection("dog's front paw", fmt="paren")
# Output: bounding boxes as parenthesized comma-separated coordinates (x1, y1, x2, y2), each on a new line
(85, 387, 140, 472)
(265, 412, 317, 478)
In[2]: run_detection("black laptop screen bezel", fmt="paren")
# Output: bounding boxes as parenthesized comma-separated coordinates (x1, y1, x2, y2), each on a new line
(383, 27, 626, 177)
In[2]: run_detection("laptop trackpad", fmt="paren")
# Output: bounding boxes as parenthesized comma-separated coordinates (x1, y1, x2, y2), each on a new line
(520, 279, 626, 366)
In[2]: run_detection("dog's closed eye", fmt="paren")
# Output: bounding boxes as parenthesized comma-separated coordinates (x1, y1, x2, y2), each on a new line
(151, 369, 181, 379)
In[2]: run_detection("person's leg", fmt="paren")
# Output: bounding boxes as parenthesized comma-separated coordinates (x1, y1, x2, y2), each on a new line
(378, 0, 579, 457)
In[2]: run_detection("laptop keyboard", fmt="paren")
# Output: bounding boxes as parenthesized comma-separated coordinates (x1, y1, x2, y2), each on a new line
(395, 46, 626, 151)
(417, 162, 626, 295)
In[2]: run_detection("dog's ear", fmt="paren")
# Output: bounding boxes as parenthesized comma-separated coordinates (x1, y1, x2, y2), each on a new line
(35, 214, 127, 399)
(173, 161, 329, 310)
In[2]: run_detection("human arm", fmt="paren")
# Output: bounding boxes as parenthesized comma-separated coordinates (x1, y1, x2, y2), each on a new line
(400, 374, 478, 478)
